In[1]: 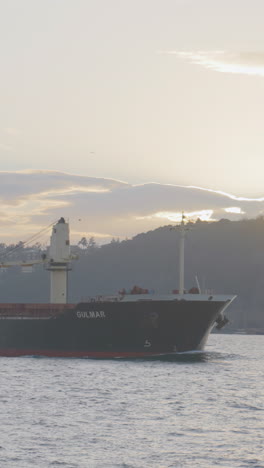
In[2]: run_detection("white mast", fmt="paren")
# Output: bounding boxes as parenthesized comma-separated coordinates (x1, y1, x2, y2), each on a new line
(47, 217, 71, 304)
(179, 213, 186, 295)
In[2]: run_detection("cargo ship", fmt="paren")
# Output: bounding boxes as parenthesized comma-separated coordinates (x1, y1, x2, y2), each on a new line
(0, 217, 236, 358)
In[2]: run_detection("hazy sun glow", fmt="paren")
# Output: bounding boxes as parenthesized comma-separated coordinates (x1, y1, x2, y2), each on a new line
(141, 210, 215, 223)
(225, 207, 245, 214)
(71, 230, 114, 240)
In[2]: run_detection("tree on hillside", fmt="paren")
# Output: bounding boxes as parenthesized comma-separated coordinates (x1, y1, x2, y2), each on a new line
(87, 236, 97, 252)
(110, 237, 120, 244)
(78, 237, 88, 249)
(0, 243, 6, 253)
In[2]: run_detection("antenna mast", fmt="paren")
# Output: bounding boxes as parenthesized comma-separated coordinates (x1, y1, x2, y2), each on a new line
(179, 213, 186, 295)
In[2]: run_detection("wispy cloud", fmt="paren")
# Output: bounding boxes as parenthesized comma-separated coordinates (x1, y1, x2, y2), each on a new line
(161, 50, 264, 77)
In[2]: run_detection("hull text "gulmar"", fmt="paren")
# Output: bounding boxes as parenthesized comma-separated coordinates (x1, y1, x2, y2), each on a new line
(76, 311, 106, 319)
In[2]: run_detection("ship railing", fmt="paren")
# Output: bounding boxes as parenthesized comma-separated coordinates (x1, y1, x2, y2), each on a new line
(0, 303, 75, 318)
(80, 295, 122, 303)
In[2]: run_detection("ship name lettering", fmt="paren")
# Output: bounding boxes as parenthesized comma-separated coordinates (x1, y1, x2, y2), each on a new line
(76, 311, 106, 319)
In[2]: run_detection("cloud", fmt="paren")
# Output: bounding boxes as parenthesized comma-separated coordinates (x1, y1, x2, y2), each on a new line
(161, 50, 264, 77)
(0, 170, 129, 202)
(0, 170, 264, 244)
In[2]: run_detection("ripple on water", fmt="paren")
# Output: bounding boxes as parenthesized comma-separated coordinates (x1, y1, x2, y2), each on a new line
(0, 334, 264, 468)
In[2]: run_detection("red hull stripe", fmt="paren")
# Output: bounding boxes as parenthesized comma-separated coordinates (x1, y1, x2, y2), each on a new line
(0, 348, 167, 358)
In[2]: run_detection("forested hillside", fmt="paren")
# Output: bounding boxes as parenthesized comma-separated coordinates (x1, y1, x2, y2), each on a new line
(1, 218, 264, 328)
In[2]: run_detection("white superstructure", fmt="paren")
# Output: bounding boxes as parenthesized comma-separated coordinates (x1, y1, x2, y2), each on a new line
(47, 217, 72, 304)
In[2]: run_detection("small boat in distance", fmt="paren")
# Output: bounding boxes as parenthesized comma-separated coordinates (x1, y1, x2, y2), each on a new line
(0, 216, 236, 358)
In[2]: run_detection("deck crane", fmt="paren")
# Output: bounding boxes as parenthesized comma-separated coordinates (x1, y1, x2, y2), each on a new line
(0, 218, 74, 304)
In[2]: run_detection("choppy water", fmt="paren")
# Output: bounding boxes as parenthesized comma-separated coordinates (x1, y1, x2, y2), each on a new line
(0, 334, 264, 468)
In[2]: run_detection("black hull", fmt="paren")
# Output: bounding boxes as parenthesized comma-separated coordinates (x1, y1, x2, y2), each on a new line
(0, 298, 229, 358)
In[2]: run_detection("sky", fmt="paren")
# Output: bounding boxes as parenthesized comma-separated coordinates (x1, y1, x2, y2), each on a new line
(1, 0, 264, 244)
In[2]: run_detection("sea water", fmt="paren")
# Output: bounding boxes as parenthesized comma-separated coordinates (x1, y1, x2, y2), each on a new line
(0, 334, 263, 468)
